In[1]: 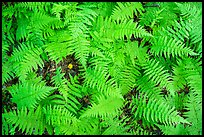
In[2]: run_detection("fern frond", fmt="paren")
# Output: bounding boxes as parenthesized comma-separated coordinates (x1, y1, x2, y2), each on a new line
(174, 58, 202, 96)
(51, 3, 69, 20)
(51, 67, 69, 100)
(101, 116, 131, 135)
(175, 2, 201, 20)
(93, 16, 152, 41)
(164, 92, 188, 111)
(16, 2, 52, 12)
(43, 105, 79, 127)
(130, 92, 189, 126)
(119, 63, 141, 95)
(184, 59, 202, 97)
(44, 41, 73, 65)
(19, 46, 44, 72)
(158, 123, 187, 135)
(142, 58, 174, 95)
(11, 42, 34, 62)
(30, 11, 54, 29)
(8, 75, 56, 109)
(74, 117, 100, 135)
(150, 36, 198, 58)
(3, 106, 48, 135)
(139, 2, 178, 29)
(69, 36, 90, 69)
(16, 14, 30, 41)
(2, 58, 15, 85)
(183, 91, 202, 135)
(11, 43, 44, 81)
(80, 93, 123, 119)
(135, 75, 163, 99)
(111, 2, 144, 21)
(84, 66, 110, 91)
(165, 18, 191, 42)
(51, 67, 82, 114)
(2, 113, 14, 135)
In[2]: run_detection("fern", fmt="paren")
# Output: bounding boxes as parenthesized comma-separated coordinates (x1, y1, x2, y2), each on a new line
(183, 91, 202, 135)
(158, 123, 187, 135)
(142, 58, 175, 95)
(93, 16, 152, 41)
(135, 75, 163, 99)
(150, 36, 198, 58)
(7, 73, 56, 109)
(80, 93, 124, 119)
(139, 2, 178, 29)
(2, 2, 202, 135)
(101, 115, 131, 135)
(111, 2, 144, 21)
(130, 92, 189, 126)
(2, 57, 15, 85)
(51, 67, 82, 114)
(119, 63, 141, 95)
(3, 106, 52, 135)
(43, 105, 79, 127)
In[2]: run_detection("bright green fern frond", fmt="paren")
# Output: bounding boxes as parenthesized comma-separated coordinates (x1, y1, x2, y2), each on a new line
(11, 44, 44, 81)
(135, 75, 163, 99)
(16, 2, 52, 12)
(3, 106, 48, 135)
(184, 59, 202, 97)
(44, 42, 73, 65)
(43, 105, 79, 126)
(51, 67, 69, 101)
(51, 3, 70, 20)
(2, 58, 15, 85)
(111, 2, 144, 21)
(158, 123, 187, 135)
(51, 67, 83, 114)
(16, 14, 30, 41)
(11, 42, 35, 62)
(119, 63, 141, 95)
(101, 116, 131, 135)
(2, 113, 14, 135)
(69, 36, 90, 69)
(171, 64, 188, 91)
(80, 93, 124, 119)
(30, 11, 54, 29)
(150, 36, 198, 58)
(139, 2, 178, 29)
(142, 58, 174, 95)
(75, 117, 100, 135)
(93, 16, 152, 41)
(183, 91, 202, 135)
(174, 58, 202, 96)
(19, 46, 44, 72)
(84, 66, 109, 91)
(164, 92, 188, 112)
(8, 75, 56, 109)
(131, 92, 189, 126)
(165, 18, 192, 42)
(175, 2, 201, 20)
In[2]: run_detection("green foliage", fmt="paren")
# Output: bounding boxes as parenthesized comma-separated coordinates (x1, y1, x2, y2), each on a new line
(3, 106, 50, 135)
(130, 92, 189, 127)
(51, 67, 83, 114)
(111, 2, 144, 21)
(7, 72, 56, 109)
(81, 93, 124, 119)
(2, 2, 202, 135)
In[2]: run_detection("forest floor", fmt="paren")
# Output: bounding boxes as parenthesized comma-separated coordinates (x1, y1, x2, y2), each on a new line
(2, 55, 164, 135)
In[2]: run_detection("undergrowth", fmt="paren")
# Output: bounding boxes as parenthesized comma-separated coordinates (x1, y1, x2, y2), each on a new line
(2, 2, 202, 135)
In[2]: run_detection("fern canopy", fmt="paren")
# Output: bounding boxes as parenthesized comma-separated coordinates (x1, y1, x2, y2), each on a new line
(2, 2, 202, 135)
